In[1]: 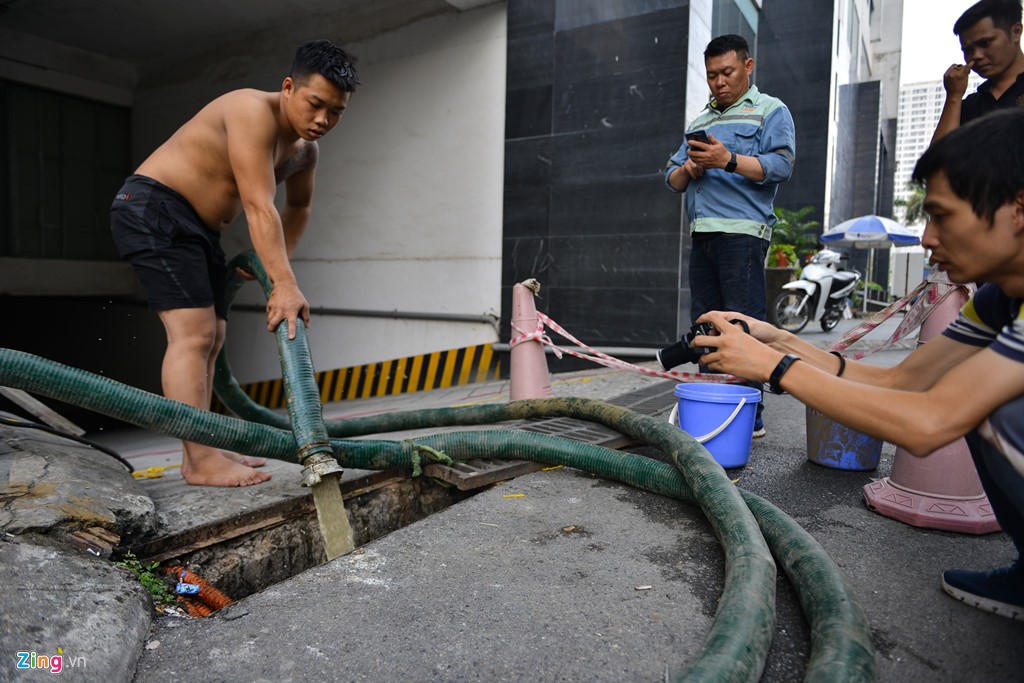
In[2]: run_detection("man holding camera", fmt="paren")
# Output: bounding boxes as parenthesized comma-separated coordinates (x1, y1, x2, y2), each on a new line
(664, 33, 796, 437)
(697, 109, 1024, 621)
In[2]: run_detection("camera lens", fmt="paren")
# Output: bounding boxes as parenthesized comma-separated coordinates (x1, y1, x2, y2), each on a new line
(657, 339, 696, 370)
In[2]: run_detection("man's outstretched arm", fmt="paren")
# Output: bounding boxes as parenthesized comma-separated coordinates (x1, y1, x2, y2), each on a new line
(694, 310, 1002, 455)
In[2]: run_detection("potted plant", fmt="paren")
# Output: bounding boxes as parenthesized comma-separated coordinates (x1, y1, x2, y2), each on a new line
(772, 206, 821, 265)
(768, 243, 797, 268)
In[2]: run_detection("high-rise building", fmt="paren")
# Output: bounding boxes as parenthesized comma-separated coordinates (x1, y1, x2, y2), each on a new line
(893, 76, 982, 224)
(757, 0, 904, 290)
(501, 0, 906, 345)
(758, 0, 903, 230)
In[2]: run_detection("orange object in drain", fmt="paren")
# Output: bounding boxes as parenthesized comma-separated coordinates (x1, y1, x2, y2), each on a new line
(165, 566, 233, 616)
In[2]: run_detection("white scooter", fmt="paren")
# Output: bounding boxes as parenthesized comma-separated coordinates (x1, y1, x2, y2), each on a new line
(770, 249, 861, 333)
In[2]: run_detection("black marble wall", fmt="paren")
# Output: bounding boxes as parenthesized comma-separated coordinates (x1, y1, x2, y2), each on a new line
(755, 0, 835, 228)
(832, 81, 883, 226)
(878, 116, 898, 219)
(831, 80, 891, 285)
(503, 0, 693, 350)
(747, 0, 898, 293)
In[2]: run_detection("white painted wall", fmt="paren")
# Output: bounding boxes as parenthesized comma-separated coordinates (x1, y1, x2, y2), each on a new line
(131, 6, 508, 382)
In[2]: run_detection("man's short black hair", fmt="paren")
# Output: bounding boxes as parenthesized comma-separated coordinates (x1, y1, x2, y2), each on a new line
(954, 0, 1023, 36)
(291, 40, 360, 92)
(704, 34, 750, 62)
(912, 109, 1024, 222)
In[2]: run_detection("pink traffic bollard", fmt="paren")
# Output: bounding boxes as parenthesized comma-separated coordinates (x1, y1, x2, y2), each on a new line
(509, 279, 552, 401)
(862, 274, 1000, 534)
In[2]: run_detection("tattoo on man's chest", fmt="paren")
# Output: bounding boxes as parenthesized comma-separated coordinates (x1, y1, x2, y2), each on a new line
(275, 146, 311, 182)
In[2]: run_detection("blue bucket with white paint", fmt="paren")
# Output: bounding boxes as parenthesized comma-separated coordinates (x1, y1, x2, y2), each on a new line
(673, 383, 760, 468)
(805, 406, 882, 471)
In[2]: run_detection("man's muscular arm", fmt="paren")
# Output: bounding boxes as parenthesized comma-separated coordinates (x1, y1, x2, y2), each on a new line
(280, 143, 318, 257)
(226, 98, 309, 340)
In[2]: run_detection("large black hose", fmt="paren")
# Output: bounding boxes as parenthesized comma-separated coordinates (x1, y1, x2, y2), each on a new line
(339, 432, 875, 683)
(0, 347, 875, 682)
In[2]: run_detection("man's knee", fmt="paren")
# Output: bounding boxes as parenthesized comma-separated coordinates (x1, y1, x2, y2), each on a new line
(159, 308, 220, 354)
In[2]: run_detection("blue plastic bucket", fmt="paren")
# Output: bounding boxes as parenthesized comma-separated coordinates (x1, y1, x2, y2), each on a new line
(674, 383, 761, 468)
(805, 406, 882, 471)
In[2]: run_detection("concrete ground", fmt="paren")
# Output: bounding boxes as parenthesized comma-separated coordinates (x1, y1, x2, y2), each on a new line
(2, 314, 1024, 682)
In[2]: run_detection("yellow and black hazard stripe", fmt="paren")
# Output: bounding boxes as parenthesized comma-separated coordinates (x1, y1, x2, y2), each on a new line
(214, 343, 501, 412)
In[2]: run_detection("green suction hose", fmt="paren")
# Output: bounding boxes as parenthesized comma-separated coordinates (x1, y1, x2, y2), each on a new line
(0, 250, 875, 681)
(225, 253, 338, 480)
(336, 431, 875, 683)
(0, 347, 875, 681)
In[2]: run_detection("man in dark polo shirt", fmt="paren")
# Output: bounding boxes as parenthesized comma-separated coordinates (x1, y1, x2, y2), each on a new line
(932, 0, 1024, 144)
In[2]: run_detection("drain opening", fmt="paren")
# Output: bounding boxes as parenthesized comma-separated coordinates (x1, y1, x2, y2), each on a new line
(128, 470, 483, 605)
(127, 382, 677, 609)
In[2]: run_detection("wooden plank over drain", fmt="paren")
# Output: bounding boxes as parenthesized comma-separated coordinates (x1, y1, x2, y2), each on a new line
(131, 469, 407, 564)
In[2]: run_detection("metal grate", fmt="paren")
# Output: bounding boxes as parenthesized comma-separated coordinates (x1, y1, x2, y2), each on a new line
(423, 458, 547, 490)
(426, 381, 678, 490)
(519, 380, 678, 449)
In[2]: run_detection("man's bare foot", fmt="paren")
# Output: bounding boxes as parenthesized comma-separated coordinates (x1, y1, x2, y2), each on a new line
(220, 450, 268, 468)
(181, 444, 272, 487)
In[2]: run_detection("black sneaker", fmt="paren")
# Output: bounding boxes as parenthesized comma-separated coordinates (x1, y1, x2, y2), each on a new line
(941, 561, 1024, 621)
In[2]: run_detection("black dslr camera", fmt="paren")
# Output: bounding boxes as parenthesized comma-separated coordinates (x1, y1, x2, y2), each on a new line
(656, 322, 715, 370)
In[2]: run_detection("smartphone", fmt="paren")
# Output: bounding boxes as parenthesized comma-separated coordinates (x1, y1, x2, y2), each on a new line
(685, 130, 710, 145)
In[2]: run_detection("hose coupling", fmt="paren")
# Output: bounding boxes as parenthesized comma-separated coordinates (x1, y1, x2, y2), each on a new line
(300, 451, 344, 488)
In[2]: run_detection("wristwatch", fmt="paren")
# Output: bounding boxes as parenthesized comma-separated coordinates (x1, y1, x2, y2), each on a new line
(769, 354, 801, 394)
(725, 152, 738, 173)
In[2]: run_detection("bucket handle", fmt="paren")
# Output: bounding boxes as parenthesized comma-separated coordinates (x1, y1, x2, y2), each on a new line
(668, 398, 747, 444)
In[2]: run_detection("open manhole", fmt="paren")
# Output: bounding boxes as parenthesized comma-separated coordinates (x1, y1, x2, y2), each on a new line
(123, 382, 678, 607)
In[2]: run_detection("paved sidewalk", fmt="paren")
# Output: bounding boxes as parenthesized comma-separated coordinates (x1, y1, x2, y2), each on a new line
(5, 313, 1024, 683)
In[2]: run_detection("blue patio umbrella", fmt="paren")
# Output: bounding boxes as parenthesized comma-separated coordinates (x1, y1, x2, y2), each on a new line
(820, 215, 921, 306)
(821, 215, 920, 249)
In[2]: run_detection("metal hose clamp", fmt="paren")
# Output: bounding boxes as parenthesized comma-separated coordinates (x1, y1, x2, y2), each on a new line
(300, 451, 344, 487)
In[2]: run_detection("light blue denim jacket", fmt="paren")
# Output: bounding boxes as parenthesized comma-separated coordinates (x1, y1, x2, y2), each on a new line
(664, 85, 796, 242)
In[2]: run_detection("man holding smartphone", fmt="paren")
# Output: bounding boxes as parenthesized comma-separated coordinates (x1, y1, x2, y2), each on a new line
(664, 33, 796, 437)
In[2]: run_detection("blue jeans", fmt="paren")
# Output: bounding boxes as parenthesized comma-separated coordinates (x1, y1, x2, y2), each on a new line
(966, 429, 1024, 561)
(689, 232, 770, 420)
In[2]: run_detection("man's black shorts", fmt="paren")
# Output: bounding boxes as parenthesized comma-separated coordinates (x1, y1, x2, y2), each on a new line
(110, 174, 228, 318)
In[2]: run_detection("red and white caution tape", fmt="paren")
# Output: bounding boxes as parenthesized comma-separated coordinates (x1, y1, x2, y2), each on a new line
(512, 268, 970, 382)
(511, 313, 743, 384)
(828, 270, 973, 360)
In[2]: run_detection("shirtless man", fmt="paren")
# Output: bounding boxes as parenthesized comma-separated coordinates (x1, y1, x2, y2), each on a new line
(111, 40, 359, 486)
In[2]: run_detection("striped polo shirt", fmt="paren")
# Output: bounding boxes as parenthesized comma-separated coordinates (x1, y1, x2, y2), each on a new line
(944, 282, 1024, 477)
(665, 85, 796, 241)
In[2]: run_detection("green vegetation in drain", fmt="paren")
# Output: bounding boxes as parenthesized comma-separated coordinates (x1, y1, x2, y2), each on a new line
(114, 551, 175, 607)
